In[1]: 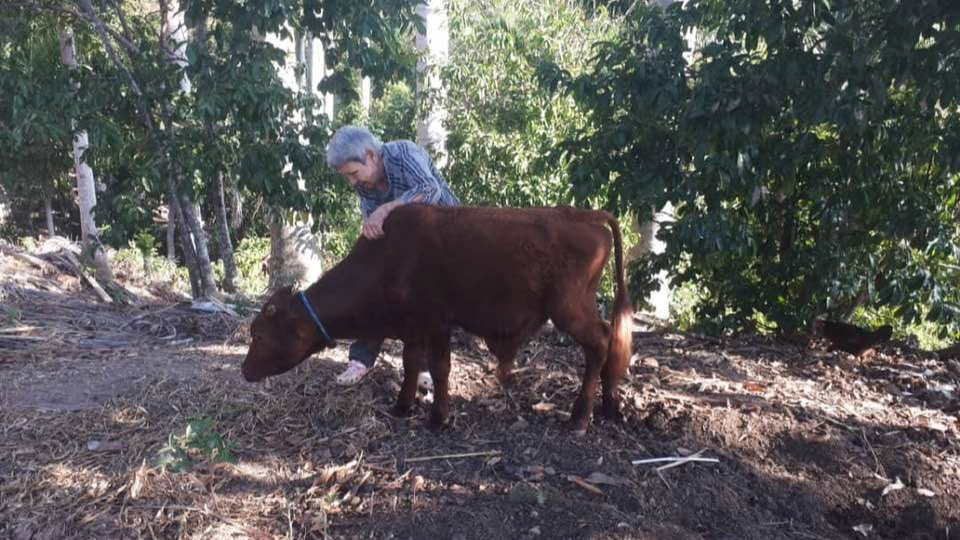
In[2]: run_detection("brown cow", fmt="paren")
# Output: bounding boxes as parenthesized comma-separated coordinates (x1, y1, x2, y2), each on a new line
(241, 205, 633, 433)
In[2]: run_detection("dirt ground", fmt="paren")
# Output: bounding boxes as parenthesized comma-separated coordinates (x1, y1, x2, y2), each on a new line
(2, 246, 960, 540)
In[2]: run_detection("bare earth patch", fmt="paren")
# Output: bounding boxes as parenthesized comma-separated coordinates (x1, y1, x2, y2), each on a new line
(2, 251, 959, 540)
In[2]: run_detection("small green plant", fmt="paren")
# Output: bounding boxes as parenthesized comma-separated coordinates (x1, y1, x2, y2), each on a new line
(154, 416, 238, 472)
(131, 231, 159, 277)
(2, 305, 22, 326)
(233, 236, 271, 296)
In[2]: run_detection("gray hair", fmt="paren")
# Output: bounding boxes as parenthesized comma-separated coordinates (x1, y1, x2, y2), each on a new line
(325, 125, 383, 168)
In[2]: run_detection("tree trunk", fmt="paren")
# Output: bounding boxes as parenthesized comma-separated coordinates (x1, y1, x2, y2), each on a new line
(44, 197, 54, 237)
(631, 0, 689, 321)
(415, 0, 449, 166)
(167, 217, 176, 262)
(160, 0, 217, 299)
(632, 204, 674, 320)
(179, 195, 218, 296)
(230, 184, 243, 230)
(58, 27, 116, 288)
(267, 210, 324, 291)
(255, 27, 325, 292)
(195, 11, 237, 294)
(167, 182, 200, 296)
(314, 37, 335, 120)
(361, 76, 372, 117)
(213, 171, 238, 292)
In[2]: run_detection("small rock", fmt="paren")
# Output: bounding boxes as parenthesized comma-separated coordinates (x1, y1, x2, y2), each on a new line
(529, 526, 541, 536)
(411, 475, 426, 491)
(641, 356, 659, 369)
(87, 440, 124, 453)
(531, 510, 539, 519)
(511, 416, 529, 432)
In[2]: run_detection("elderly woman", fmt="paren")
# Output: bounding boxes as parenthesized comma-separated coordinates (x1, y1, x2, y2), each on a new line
(325, 125, 461, 386)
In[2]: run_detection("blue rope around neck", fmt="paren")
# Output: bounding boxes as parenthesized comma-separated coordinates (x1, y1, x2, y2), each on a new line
(298, 291, 333, 343)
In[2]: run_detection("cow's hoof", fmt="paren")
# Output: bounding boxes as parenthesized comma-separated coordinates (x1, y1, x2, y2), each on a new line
(391, 404, 414, 418)
(600, 405, 624, 423)
(428, 411, 450, 430)
(496, 368, 517, 387)
(562, 419, 589, 436)
(428, 418, 450, 431)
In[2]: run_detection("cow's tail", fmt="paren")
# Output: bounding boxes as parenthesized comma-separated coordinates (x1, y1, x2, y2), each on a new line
(605, 213, 633, 397)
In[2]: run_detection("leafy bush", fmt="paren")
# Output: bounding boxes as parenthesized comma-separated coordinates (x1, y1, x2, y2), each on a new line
(155, 416, 238, 473)
(233, 236, 271, 297)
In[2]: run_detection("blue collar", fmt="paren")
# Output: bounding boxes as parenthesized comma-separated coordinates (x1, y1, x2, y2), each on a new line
(298, 291, 333, 343)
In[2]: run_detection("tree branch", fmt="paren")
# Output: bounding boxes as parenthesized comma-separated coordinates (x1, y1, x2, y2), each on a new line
(75, 0, 144, 97)
(3, 1, 140, 57)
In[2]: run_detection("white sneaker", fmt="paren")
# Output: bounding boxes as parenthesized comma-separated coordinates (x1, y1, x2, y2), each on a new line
(336, 361, 370, 386)
(417, 371, 433, 392)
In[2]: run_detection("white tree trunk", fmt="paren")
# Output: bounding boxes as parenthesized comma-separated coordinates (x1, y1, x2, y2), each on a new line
(415, 0, 449, 166)
(59, 27, 115, 287)
(162, 0, 217, 298)
(361, 76, 372, 116)
(44, 197, 55, 237)
(256, 25, 325, 290)
(167, 219, 176, 261)
(268, 211, 325, 291)
(631, 204, 674, 320)
(161, 0, 191, 94)
(632, 0, 694, 321)
(313, 37, 335, 120)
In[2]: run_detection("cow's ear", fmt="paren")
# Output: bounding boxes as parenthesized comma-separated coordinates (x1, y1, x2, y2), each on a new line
(264, 304, 277, 317)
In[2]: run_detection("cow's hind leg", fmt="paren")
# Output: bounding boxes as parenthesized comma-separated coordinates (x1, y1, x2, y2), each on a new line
(392, 339, 425, 417)
(426, 327, 453, 428)
(600, 338, 629, 422)
(550, 301, 610, 434)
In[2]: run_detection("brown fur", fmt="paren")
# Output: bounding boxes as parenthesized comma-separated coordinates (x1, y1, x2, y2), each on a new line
(241, 205, 633, 433)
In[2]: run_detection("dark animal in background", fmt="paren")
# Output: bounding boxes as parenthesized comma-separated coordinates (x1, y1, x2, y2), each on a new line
(815, 319, 893, 356)
(241, 205, 633, 434)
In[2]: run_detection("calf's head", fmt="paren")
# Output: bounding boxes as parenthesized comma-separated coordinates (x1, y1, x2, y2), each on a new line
(241, 286, 335, 382)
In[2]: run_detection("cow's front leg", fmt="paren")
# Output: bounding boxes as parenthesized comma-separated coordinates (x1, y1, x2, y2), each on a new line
(392, 339, 425, 417)
(426, 328, 453, 428)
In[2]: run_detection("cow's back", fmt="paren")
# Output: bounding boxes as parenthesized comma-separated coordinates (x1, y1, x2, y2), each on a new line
(382, 205, 614, 338)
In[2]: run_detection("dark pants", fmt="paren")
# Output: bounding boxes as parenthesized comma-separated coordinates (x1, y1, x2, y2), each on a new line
(349, 338, 384, 368)
(350, 338, 430, 376)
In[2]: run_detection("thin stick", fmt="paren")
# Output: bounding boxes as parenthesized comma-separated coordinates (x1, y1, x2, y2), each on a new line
(656, 456, 719, 472)
(819, 415, 858, 432)
(632, 456, 719, 466)
(861, 427, 886, 479)
(568, 475, 605, 496)
(405, 450, 502, 463)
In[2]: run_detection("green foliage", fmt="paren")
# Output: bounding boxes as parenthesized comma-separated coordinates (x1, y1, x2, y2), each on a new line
(113, 247, 189, 290)
(369, 82, 417, 143)
(1, 305, 22, 327)
(154, 416, 237, 473)
(132, 231, 159, 258)
(233, 236, 271, 296)
(545, 0, 960, 335)
(444, 0, 616, 207)
(0, 10, 78, 234)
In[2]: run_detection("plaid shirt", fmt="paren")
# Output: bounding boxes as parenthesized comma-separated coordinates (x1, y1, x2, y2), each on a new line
(357, 141, 461, 218)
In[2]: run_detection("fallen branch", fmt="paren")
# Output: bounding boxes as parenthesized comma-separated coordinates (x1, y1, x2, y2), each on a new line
(404, 450, 502, 463)
(58, 250, 113, 303)
(0, 245, 58, 274)
(567, 475, 605, 496)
